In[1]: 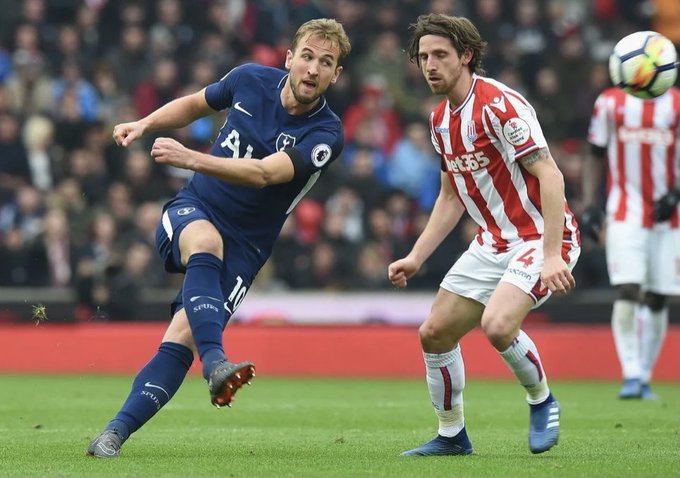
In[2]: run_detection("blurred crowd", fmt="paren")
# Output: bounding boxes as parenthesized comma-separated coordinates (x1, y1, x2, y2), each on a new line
(0, 0, 677, 320)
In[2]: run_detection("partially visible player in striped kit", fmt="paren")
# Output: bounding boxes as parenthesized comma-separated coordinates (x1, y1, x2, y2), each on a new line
(582, 85, 680, 400)
(388, 13, 580, 456)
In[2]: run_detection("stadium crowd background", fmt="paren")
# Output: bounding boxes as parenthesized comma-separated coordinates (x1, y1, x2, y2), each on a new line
(0, 0, 678, 321)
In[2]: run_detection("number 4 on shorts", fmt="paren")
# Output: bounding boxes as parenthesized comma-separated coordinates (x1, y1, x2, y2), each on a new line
(516, 247, 536, 268)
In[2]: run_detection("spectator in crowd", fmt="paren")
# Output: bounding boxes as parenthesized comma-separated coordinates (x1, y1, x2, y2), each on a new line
(4, 49, 53, 117)
(270, 215, 312, 289)
(341, 146, 388, 211)
(121, 148, 171, 204)
(133, 57, 179, 118)
(105, 24, 152, 94)
(149, 0, 195, 58)
(387, 122, 440, 201)
(0, 227, 49, 286)
(67, 148, 108, 205)
(22, 114, 56, 191)
(0, 112, 31, 196)
(0, 184, 44, 243)
(74, 211, 119, 321)
(104, 241, 156, 321)
(38, 207, 74, 288)
(52, 60, 99, 122)
(342, 75, 402, 156)
(353, 241, 393, 290)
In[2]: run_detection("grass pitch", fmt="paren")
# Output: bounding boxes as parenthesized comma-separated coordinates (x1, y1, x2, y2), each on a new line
(0, 375, 677, 477)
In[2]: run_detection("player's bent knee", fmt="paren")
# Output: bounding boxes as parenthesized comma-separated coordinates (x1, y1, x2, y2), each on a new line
(418, 320, 456, 350)
(643, 292, 667, 311)
(616, 284, 640, 302)
(179, 221, 224, 260)
(187, 235, 223, 259)
(480, 315, 516, 350)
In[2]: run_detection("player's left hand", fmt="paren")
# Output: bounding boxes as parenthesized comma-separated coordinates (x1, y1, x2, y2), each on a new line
(151, 137, 194, 169)
(540, 256, 575, 294)
(652, 188, 680, 222)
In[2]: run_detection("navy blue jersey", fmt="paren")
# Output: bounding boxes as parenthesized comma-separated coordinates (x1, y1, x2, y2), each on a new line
(184, 63, 343, 259)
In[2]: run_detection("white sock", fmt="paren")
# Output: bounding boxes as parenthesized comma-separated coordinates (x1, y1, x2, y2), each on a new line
(499, 330, 550, 405)
(611, 300, 640, 379)
(639, 305, 668, 384)
(423, 346, 465, 437)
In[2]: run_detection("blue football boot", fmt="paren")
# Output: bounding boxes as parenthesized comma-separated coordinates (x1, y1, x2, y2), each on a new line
(528, 395, 560, 454)
(618, 378, 642, 399)
(640, 383, 658, 400)
(401, 427, 473, 456)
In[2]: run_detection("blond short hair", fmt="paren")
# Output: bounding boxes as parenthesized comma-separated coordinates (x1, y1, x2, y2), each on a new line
(291, 18, 352, 65)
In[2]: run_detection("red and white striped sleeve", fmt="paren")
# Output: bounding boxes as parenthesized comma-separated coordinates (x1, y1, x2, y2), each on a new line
(588, 91, 611, 148)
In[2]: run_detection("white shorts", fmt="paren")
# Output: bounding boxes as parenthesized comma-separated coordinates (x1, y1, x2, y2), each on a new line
(440, 239, 581, 308)
(605, 221, 680, 295)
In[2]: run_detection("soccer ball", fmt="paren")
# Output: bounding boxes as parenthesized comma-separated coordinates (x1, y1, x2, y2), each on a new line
(608, 31, 678, 99)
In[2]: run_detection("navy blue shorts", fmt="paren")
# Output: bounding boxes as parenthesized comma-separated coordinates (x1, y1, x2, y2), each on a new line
(155, 194, 263, 323)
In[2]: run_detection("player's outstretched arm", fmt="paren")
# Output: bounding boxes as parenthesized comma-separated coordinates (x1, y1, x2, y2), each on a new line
(388, 173, 464, 288)
(113, 89, 214, 147)
(520, 148, 575, 294)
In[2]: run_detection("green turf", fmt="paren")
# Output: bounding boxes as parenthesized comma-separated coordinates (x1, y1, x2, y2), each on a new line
(0, 375, 677, 477)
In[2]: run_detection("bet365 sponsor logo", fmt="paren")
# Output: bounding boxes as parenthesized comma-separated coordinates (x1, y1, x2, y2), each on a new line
(443, 151, 490, 173)
(617, 127, 673, 145)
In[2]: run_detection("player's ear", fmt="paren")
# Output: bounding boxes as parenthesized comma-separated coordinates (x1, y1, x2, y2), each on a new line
(285, 50, 293, 70)
(330, 65, 343, 84)
(461, 49, 473, 66)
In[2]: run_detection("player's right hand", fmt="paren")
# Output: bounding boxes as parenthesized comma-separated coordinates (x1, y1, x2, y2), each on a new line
(388, 256, 420, 289)
(652, 188, 680, 222)
(112, 121, 145, 147)
(579, 205, 604, 243)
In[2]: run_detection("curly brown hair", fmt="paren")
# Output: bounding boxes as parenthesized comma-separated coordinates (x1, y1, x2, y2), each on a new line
(407, 13, 487, 75)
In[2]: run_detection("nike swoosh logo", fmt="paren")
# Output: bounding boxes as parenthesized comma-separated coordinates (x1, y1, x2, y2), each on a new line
(96, 443, 118, 456)
(144, 382, 170, 400)
(233, 102, 253, 117)
(189, 295, 222, 303)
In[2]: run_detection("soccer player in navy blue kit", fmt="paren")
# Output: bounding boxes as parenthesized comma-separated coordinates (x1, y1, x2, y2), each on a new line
(87, 19, 351, 458)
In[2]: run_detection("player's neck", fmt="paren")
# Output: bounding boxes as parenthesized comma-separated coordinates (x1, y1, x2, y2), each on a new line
(280, 85, 319, 115)
(446, 71, 473, 109)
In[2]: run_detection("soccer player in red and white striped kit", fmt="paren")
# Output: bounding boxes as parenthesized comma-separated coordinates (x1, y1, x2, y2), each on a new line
(583, 83, 680, 400)
(388, 13, 580, 456)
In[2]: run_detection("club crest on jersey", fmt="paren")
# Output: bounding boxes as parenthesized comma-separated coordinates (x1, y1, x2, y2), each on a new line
(502, 117, 531, 146)
(311, 143, 332, 167)
(466, 121, 477, 142)
(276, 133, 296, 151)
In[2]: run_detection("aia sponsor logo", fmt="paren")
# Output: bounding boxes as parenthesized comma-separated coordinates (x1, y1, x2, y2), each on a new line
(443, 151, 490, 173)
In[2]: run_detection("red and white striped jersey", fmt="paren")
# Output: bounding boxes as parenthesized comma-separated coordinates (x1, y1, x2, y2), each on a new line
(430, 74, 580, 253)
(588, 87, 680, 229)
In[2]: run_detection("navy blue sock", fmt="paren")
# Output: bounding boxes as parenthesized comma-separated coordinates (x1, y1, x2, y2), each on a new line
(105, 342, 193, 441)
(182, 252, 226, 379)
